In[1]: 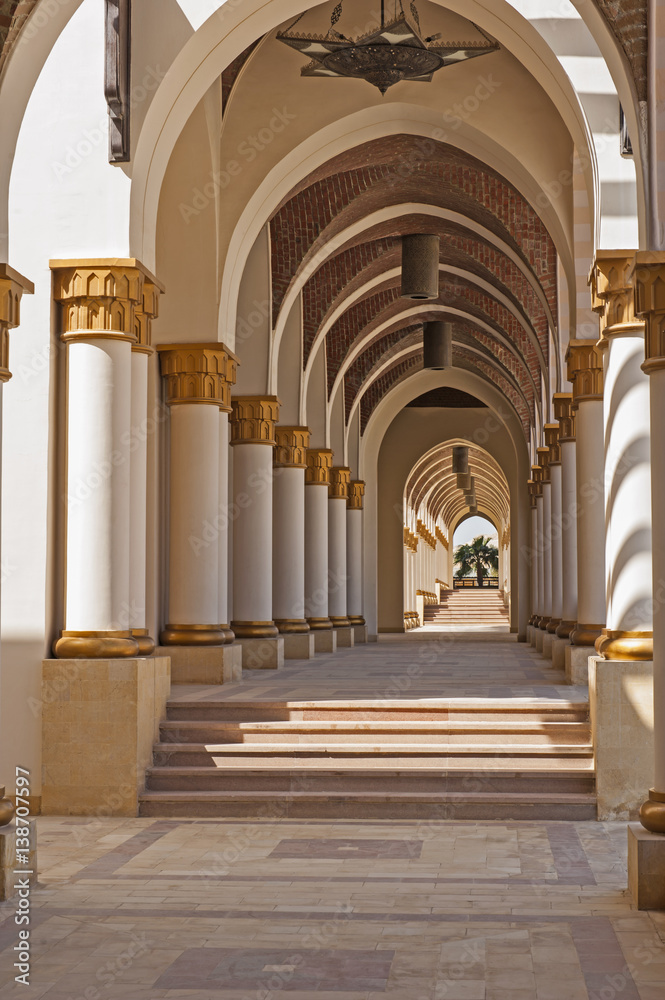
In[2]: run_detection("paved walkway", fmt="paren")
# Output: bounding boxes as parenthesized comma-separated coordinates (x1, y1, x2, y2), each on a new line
(1, 636, 663, 999)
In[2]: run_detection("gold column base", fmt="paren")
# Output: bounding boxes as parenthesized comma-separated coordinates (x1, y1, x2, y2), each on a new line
(159, 624, 226, 646)
(330, 616, 352, 627)
(595, 629, 653, 660)
(528, 615, 538, 626)
(307, 617, 333, 631)
(349, 616, 366, 626)
(0, 786, 15, 827)
(219, 625, 236, 644)
(555, 620, 576, 639)
(569, 623, 604, 647)
(54, 630, 140, 658)
(538, 616, 550, 631)
(546, 618, 560, 634)
(131, 628, 156, 656)
(274, 619, 310, 635)
(231, 621, 279, 639)
(640, 789, 665, 834)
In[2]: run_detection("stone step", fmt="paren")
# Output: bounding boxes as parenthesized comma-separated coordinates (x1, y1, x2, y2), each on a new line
(152, 744, 594, 765)
(165, 698, 589, 723)
(158, 720, 592, 745)
(138, 789, 597, 820)
(144, 765, 595, 794)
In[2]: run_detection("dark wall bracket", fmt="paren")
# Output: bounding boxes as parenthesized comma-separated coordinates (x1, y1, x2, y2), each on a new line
(105, 0, 131, 163)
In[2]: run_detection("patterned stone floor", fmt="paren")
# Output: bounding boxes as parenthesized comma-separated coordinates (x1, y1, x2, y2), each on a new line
(1, 815, 664, 999)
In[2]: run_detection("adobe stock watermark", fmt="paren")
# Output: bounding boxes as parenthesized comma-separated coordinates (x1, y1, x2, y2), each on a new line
(179, 107, 296, 223)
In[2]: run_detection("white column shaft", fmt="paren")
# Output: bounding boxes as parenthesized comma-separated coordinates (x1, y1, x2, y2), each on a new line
(129, 350, 148, 630)
(218, 412, 230, 626)
(65, 338, 132, 630)
(550, 464, 563, 621)
(232, 443, 273, 623)
(649, 369, 665, 788)
(168, 404, 220, 625)
(536, 497, 544, 616)
(576, 399, 606, 626)
(305, 484, 329, 620)
(328, 497, 348, 619)
(561, 440, 578, 623)
(347, 508, 363, 618)
(273, 467, 306, 621)
(542, 482, 552, 617)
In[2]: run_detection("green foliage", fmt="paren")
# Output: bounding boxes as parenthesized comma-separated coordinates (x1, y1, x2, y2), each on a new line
(453, 534, 499, 587)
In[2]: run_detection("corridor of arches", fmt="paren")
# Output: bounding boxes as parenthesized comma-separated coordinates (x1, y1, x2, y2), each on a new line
(1, 3, 665, 984)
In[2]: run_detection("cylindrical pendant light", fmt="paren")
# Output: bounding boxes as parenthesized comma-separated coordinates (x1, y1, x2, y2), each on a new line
(401, 234, 440, 300)
(456, 472, 471, 490)
(423, 320, 452, 369)
(452, 446, 468, 474)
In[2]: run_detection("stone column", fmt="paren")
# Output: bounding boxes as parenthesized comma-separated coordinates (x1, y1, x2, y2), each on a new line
(590, 252, 653, 660)
(532, 464, 545, 649)
(128, 278, 162, 655)
(545, 424, 562, 641)
(158, 343, 237, 648)
(52, 260, 157, 658)
(218, 410, 234, 643)
(230, 397, 283, 668)
(527, 479, 538, 632)
(553, 394, 578, 640)
(0, 264, 33, 847)
(273, 427, 314, 659)
(537, 445, 552, 633)
(567, 340, 606, 650)
(347, 480, 366, 642)
(305, 448, 335, 652)
(631, 254, 665, 845)
(329, 467, 353, 647)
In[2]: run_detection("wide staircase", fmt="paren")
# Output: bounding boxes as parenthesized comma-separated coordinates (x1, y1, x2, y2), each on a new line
(424, 589, 510, 628)
(140, 694, 595, 820)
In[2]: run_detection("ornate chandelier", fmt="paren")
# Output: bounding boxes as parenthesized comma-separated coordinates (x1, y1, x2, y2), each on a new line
(277, 1, 498, 95)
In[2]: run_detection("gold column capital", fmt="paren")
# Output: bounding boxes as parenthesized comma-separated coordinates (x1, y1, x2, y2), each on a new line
(0, 263, 34, 383)
(630, 251, 665, 374)
(274, 426, 310, 467)
(553, 392, 575, 441)
(589, 250, 642, 348)
(435, 526, 448, 548)
(417, 519, 436, 550)
(565, 339, 604, 406)
(51, 257, 164, 346)
(544, 423, 560, 465)
(403, 527, 418, 551)
(536, 446, 550, 482)
(329, 466, 351, 499)
(158, 343, 238, 410)
(305, 448, 334, 485)
(348, 480, 365, 510)
(527, 480, 538, 508)
(531, 464, 543, 495)
(230, 395, 280, 444)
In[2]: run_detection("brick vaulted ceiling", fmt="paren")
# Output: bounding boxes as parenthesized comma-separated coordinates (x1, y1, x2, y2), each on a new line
(270, 136, 554, 438)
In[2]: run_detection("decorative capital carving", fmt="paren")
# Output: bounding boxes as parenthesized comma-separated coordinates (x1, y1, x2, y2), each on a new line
(329, 466, 351, 500)
(274, 426, 310, 467)
(589, 251, 642, 348)
(531, 464, 543, 494)
(348, 480, 365, 510)
(158, 343, 238, 409)
(502, 522, 511, 547)
(527, 480, 538, 507)
(417, 519, 436, 550)
(553, 392, 575, 441)
(305, 448, 334, 485)
(544, 423, 560, 465)
(536, 446, 550, 482)
(0, 263, 34, 383)
(51, 258, 164, 346)
(403, 527, 418, 551)
(231, 395, 280, 444)
(435, 526, 448, 548)
(631, 252, 665, 374)
(566, 339, 604, 406)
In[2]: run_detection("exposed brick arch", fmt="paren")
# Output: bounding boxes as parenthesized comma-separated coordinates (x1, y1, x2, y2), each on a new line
(270, 135, 558, 326)
(0, 0, 37, 76)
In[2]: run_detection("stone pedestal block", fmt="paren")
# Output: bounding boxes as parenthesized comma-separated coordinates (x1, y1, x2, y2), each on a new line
(313, 630, 337, 654)
(535, 629, 544, 652)
(565, 644, 593, 685)
(526, 625, 534, 645)
(0, 821, 37, 900)
(283, 633, 315, 659)
(552, 638, 568, 671)
(155, 644, 241, 684)
(238, 637, 284, 670)
(628, 824, 665, 910)
(589, 658, 654, 820)
(542, 632, 554, 659)
(334, 627, 354, 648)
(41, 657, 170, 816)
(353, 625, 368, 644)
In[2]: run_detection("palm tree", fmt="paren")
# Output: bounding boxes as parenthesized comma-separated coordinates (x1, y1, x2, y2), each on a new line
(454, 534, 499, 588)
